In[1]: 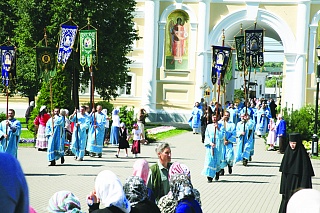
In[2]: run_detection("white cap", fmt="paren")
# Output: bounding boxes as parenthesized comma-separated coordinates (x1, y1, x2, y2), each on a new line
(40, 105, 46, 112)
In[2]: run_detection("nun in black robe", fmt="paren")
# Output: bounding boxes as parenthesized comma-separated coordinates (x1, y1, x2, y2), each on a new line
(278, 133, 315, 213)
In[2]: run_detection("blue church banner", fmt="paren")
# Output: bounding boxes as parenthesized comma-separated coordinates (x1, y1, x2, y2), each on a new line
(245, 29, 264, 68)
(1, 46, 16, 86)
(57, 25, 78, 67)
(211, 45, 232, 85)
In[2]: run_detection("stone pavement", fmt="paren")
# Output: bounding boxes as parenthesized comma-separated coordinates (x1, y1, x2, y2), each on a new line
(18, 132, 320, 213)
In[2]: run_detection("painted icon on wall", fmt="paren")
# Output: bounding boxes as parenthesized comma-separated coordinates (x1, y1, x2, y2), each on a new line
(165, 10, 189, 70)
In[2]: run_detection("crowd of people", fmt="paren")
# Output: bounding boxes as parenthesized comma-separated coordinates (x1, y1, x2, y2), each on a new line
(31, 105, 149, 166)
(189, 98, 284, 182)
(0, 98, 318, 212)
(189, 97, 317, 212)
(1, 142, 204, 213)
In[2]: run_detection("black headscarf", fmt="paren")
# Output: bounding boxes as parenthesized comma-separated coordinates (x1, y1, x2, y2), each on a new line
(279, 133, 314, 188)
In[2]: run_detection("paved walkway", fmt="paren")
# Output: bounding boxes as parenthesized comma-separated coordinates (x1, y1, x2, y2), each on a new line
(18, 132, 319, 213)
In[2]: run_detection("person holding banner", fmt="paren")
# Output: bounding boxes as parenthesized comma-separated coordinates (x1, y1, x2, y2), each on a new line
(234, 113, 254, 166)
(86, 105, 106, 158)
(46, 108, 66, 166)
(0, 109, 21, 158)
(218, 111, 236, 175)
(70, 106, 90, 161)
(201, 114, 223, 182)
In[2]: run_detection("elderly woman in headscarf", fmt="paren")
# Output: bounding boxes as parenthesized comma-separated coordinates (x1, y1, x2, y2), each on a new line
(87, 170, 131, 213)
(278, 133, 315, 213)
(132, 159, 156, 203)
(168, 162, 201, 206)
(169, 174, 202, 213)
(110, 109, 120, 146)
(157, 162, 201, 212)
(123, 176, 160, 213)
(47, 190, 82, 212)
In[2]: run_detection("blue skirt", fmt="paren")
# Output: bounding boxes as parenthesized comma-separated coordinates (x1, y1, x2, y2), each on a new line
(109, 126, 119, 145)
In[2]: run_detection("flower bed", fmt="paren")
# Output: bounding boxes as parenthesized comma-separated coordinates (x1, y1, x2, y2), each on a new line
(19, 139, 35, 143)
(147, 126, 176, 135)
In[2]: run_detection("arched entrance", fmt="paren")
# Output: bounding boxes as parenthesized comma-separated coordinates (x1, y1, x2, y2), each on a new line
(207, 8, 303, 109)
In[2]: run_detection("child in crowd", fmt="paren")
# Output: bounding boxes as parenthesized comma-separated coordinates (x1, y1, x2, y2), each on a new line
(115, 122, 130, 158)
(131, 123, 142, 158)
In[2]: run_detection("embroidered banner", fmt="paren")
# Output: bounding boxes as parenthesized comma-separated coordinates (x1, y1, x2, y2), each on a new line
(36, 47, 56, 81)
(57, 25, 78, 67)
(245, 30, 264, 68)
(211, 45, 232, 85)
(79, 29, 98, 68)
(235, 35, 245, 71)
(1, 46, 16, 86)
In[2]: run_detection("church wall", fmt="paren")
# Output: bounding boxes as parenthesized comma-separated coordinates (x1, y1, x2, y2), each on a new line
(306, 4, 320, 107)
(261, 5, 297, 36)
(123, 1, 320, 122)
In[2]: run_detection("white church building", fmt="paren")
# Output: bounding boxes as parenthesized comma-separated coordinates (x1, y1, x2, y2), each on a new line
(102, 0, 320, 122)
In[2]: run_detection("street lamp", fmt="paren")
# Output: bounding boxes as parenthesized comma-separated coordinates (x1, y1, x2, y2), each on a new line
(312, 45, 320, 157)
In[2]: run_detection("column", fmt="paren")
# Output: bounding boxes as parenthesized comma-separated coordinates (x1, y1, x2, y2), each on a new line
(292, 1, 310, 109)
(142, 0, 159, 112)
(195, 0, 210, 102)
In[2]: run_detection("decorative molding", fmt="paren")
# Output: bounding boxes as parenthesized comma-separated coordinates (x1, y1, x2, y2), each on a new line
(163, 88, 189, 102)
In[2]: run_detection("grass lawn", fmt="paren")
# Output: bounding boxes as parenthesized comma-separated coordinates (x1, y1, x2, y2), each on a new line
(16, 118, 27, 129)
(146, 129, 189, 142)
(21, 130, 34, 138)
(19, 142, 35, 148)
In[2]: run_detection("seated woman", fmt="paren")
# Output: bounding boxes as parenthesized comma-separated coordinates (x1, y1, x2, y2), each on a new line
(87, 170, 131, 213)
(170, 174, 202, 213)
(123, 176, 160, 213)
(47, 190, 82, 212)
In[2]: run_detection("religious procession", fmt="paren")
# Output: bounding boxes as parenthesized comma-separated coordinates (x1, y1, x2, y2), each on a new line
(187, 23, 317, 213)
(0, 2, 319, 213)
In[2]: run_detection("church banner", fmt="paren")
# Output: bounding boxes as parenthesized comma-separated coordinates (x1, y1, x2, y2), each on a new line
(211, 45, 232, 85)
(57, 25, 78, 67)
(36, 47, 56, 80)
(79, 29, 98, 68)
(235, 35, 245, 70)
(1, 46, 16, 86)
(245, 30, 264, 68)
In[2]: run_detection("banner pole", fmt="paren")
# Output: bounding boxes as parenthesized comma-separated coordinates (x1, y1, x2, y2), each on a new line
(50, 78, 54, 134)
(5, 86, 9, 149)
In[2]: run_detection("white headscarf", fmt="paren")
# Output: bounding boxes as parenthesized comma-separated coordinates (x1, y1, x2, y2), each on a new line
(287, 189, 320, 213)
(95, 170, 131, 213)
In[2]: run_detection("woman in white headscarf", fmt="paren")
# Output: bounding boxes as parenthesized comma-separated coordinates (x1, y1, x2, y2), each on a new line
(47, 190, 82, 212)
(87, 170, 131, 213)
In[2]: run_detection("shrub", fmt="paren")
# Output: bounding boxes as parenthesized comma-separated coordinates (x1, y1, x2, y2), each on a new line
(118, 105, 136, 133)
(282, 105, 316, 140)
(0, 112, 6, 122)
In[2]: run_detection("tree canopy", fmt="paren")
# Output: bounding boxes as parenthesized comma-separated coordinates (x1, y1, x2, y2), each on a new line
(0, 0, 138, 106)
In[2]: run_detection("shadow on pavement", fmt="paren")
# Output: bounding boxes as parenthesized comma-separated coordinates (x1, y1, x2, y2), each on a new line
(230, 174, 276, 177)
(247, 164, 280, 168)
(218, 180, 269, 184)
(25, 173, 66, 176)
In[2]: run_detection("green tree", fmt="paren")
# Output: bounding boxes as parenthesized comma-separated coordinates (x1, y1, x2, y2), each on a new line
(265, 76, 282, 88)
(5, 0, 139, 105)
(234, 89, 244, 101)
